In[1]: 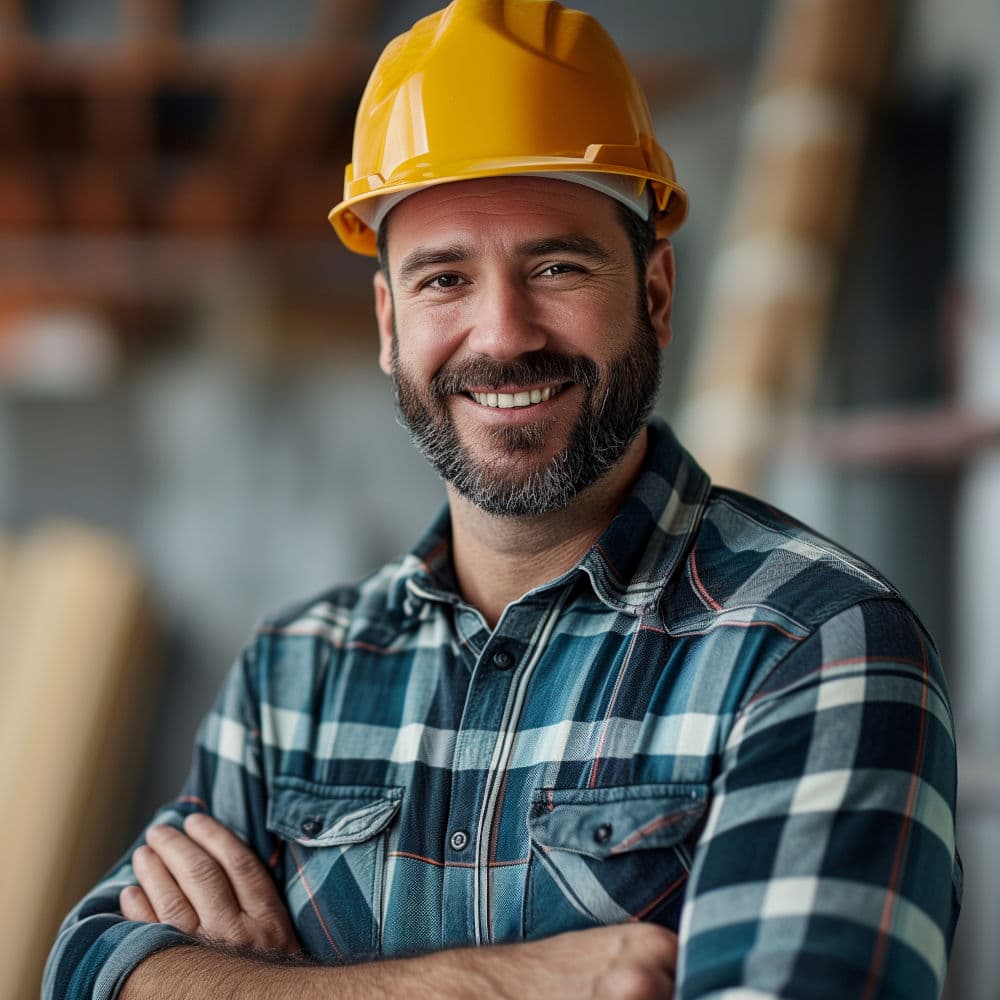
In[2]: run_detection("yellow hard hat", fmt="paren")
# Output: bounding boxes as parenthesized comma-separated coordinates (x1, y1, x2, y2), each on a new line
(329, 0, 689, 256)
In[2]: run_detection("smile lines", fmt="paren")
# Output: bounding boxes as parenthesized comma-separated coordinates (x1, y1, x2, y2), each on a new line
(467, 385, 563, 409)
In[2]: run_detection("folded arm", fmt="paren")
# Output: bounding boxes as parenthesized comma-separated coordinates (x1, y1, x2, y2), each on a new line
(119, 925, 676, 1000)
(44, 645, 676, 1000)
(115, 812, 675, 999)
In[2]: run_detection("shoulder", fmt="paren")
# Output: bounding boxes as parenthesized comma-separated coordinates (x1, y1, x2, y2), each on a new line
(676, 485, 906, 634)
(218, 554, 428, 717)
(706, 494, 947, 695)
(653, 486, 942, 711)
(245, 554, 420, 665)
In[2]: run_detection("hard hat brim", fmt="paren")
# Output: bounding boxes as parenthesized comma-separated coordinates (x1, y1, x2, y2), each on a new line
(329, 160, 688, 257)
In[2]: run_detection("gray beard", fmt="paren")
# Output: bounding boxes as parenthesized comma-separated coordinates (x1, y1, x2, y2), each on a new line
(391, 310, 661, 518)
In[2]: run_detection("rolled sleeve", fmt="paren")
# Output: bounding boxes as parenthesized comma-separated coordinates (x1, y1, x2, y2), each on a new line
(43, 913, 192, 1000)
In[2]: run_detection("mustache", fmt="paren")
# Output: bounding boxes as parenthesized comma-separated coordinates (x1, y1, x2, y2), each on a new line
(430, 351, 599, 396)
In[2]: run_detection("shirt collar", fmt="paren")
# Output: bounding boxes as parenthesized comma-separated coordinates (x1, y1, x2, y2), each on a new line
(577, 418, 712, 615)
(394, 418, 712, 620)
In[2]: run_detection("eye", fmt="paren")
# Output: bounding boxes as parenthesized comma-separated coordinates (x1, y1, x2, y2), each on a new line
(538, 262, 584, 278)
(422, 272, 467, 290)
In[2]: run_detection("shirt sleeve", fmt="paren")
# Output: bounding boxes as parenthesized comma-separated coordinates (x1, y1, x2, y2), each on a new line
(676, 597, 962, 1000)
(42, 642, 272, 1000)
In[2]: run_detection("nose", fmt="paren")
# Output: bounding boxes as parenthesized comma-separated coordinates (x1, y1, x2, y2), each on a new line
(464, 275, 547, 361)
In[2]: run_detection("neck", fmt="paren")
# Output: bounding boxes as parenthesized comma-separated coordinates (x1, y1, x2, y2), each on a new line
(447, 428, 649, 628)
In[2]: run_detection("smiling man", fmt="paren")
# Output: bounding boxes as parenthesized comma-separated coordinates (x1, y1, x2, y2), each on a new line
(380, 179, 667, 525)
(375, 175, 674, 625)
(44, 2, 961, 999)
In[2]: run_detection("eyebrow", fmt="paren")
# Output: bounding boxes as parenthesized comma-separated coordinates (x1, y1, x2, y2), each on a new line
(515, 234, 614, 264)
(396, 233, 615, 285)
(397, 244, 472, 285)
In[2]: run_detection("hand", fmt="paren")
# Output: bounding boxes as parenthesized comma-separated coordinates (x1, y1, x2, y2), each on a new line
(119, 813, 301, 955)
(487, 923, 677, 1000)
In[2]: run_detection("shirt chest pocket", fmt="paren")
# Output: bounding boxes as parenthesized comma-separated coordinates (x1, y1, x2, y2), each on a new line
(525, 783, 708, 939)
(266, 777, 403, 962)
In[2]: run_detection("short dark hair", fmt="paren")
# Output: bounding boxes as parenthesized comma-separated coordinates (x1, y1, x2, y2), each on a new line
(376, 214, 390, 275)
(376, 189, 658, 283)
(614, 199, 657, 283)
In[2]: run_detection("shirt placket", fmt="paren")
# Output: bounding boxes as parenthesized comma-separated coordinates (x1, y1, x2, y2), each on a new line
(441, 592, 569, 946)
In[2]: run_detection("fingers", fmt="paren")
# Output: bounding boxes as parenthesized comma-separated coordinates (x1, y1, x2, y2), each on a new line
(181, 813, 283, 919)
(182, 813, 302, 953)
(130, 841, 200, 933)
(119, 884, 157, 923)
(131, 816, 300, 954)
(143, 822, 241, 929)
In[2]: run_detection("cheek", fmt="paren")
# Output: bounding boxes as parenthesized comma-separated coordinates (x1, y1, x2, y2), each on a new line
(542, 300, 629, 359)
(393, 308, 467, 377)
(393, 329, 456, 384)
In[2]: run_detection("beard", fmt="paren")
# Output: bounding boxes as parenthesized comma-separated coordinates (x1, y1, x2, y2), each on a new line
(391, 305, 661, 518)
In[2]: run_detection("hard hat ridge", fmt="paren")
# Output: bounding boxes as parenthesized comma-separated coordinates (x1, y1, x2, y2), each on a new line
(457, 0, 585, 62)
(329, 0, 688, 256)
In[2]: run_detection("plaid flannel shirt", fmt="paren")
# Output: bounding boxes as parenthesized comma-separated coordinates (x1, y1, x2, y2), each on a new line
(45, 418, 961, 999)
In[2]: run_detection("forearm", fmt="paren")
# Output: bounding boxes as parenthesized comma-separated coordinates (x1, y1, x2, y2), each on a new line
(120, 923, 677, 1000)
(120, 942, 501, 1000)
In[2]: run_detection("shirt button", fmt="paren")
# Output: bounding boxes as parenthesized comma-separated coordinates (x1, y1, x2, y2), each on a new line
(301, 817, 323, 838)
(450, 829, 470, 851)
(490, 648, 514, 671)
(594, 823, 613, 845)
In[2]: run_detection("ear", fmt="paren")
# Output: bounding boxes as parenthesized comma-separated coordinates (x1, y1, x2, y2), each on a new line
(645, 239, 676, 350)
(373, 269, 395, 375)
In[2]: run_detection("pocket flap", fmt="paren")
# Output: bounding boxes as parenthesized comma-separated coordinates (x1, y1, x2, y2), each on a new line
(529, 784, 707, 861)
(267, 777, 403, 848)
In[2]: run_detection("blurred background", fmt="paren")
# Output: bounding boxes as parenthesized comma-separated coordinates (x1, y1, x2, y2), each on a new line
(0, 0, 996, 997)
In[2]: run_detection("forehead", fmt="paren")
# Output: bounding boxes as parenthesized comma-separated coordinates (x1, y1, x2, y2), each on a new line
(382, 176, 626, 262)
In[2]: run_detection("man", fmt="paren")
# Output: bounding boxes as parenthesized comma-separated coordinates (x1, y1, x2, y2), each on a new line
(44, 1, 961, 998)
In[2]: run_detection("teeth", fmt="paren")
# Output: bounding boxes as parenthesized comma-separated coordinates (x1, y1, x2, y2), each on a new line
(470, 385, 559, 409)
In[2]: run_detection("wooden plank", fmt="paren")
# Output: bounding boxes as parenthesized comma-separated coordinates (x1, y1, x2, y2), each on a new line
(61, 163, 137, 232)
(0, 522, 158, 1000)
(790, 407, 1000, 468)
(679, 0, 898, 490)
(0, 234, 376, 307)
(0, 167, 51, 230)
(0, 0, 25, 35)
